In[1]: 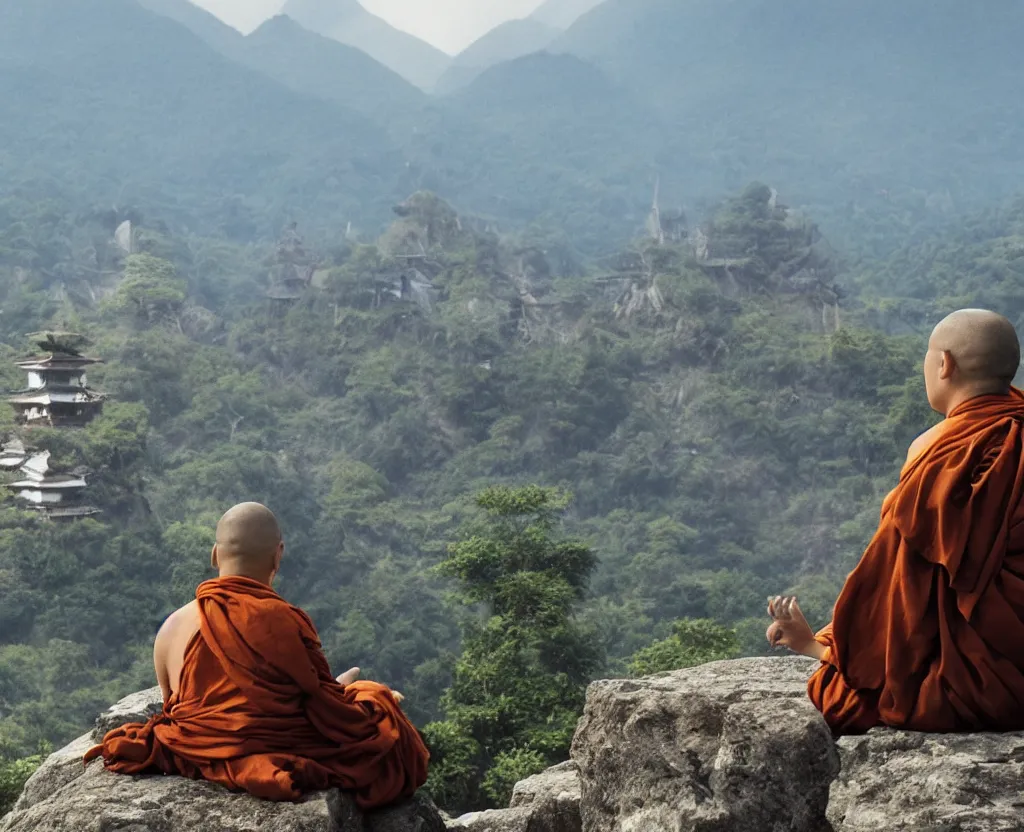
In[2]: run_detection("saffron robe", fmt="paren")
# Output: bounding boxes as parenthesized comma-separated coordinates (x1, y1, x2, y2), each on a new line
(808, 390, 1024, 734)
(84, 576, 429, 809)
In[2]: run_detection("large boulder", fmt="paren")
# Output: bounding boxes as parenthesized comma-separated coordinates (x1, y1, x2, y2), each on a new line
(448, 761, 581, 832)
(494, 656, 1024, 832)
(571, 656, 838, 832)
(0, 688, 444, 832)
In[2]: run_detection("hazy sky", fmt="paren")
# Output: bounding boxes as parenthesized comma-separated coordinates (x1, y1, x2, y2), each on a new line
(193, 0, 544, 54)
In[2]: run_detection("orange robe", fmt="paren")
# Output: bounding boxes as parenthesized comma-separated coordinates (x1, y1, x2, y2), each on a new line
(84, 576, 429, 809)
(808, 390, 1024, 734)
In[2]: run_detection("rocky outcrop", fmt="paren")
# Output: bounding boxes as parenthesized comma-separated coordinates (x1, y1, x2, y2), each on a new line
(573, 656, 837, 832)
(0, 687, 444, 832)
(10, 658, 1024, 832)
(470, 656, 1024, 832)
(448, 762, 581, 832)
(830, 730, 1024, 831)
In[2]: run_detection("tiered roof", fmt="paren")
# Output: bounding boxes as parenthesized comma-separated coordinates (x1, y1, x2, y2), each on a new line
(3, 333, 104, 519)
(7, 333, 106, 427)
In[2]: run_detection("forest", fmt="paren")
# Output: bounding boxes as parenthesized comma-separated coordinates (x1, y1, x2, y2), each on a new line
(3, 0, 1024, 816)
(3, 178, 1023, 814)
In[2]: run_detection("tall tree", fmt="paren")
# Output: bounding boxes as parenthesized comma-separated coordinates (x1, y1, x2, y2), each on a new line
(424, 485, 601, 811)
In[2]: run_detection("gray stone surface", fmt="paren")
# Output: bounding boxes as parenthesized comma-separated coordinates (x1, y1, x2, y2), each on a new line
(1, 689, 444, 832)
(509, 761, 578, 810)
(447, 807, 536, 832)
(14, 659, 1024, 832)
(91, 685, 163, 740)
(570, 656, 838, 832)
(449, 761, 581, 832)
(830, 729, 1024, 832)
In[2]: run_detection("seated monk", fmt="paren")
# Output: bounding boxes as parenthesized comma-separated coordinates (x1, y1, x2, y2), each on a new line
(84, 502, 429, 808)
(767, 308, 1024, 735)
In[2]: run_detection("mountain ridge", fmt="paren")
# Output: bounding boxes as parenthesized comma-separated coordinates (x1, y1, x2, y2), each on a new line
(0, 0, 404, 237)
(530, 0, 605, 29)
(279, 0, 450, 89)
(435, 18, 560, 94)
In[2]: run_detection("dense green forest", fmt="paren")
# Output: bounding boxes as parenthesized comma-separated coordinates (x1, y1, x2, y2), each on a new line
(5, 177, 1023, 813)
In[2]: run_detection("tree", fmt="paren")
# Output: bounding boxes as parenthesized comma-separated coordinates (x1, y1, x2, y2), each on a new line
(423, 486, 601, 812)
(109, 254, 186, 324)
(627, 618, 741, 677)
(0, 750, 45, 817)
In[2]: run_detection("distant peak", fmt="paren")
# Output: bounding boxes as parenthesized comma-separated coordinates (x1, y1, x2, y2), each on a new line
(279, 0, 365, 28)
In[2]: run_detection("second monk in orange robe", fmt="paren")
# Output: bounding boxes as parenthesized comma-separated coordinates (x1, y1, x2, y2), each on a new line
(767, 309, 1024, 734)
(84, 502, 429, 808)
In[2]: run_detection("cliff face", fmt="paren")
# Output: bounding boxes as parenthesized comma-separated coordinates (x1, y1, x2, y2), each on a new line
(453, 657, 1024, 832)
(7, 658, 1024, 831)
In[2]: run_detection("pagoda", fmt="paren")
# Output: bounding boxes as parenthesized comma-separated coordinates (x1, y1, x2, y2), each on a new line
(8, 332, 105, 427)
(8, 450, 99, 519)
(266, 224, 314, 304)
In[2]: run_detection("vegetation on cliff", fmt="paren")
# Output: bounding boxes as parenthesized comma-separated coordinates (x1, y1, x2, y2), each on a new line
(3, 182, 1024, 811)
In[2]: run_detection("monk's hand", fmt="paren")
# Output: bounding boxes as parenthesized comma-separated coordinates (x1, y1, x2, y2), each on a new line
(336, 667, 360, 686)
(766, 596, 824, 660)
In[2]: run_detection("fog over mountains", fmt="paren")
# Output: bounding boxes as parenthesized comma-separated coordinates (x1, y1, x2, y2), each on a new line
(3, 0, 1023, 250)
(279, 0, 451, 88)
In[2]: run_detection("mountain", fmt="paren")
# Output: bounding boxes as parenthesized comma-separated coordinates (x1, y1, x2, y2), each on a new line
(435, 19, 560, 95)
(132, 2, 422, 124)
(529, 0, 605, 30)
(0, 0, 404, 238)
(278, 0, 450, 90)
(240, 16, 425, 121)
(438, 52, 672, 249)
(135, 0, 243, 54)
(548, 0, 1024, 240)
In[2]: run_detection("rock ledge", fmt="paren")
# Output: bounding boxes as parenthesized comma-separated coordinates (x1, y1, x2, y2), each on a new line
(0, 687, 444, 832)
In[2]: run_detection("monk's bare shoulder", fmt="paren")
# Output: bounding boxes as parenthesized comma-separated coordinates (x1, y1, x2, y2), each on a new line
(155, 600, 200, 700)
(158, 600, 200, 640)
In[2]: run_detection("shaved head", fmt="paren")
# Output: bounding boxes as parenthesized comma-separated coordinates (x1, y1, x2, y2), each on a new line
(924, 309, 1021, 414)
(930, 309, 1020, 384)
(213, 502, 283, 582)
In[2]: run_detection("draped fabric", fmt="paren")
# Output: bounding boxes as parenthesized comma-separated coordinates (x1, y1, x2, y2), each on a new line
(808, 390, 1024, 734)
(84, 576, 429, 808)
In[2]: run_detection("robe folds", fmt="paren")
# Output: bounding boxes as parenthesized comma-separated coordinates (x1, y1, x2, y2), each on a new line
(84, 576, 429, 809)
(808, 389, 1024, 735)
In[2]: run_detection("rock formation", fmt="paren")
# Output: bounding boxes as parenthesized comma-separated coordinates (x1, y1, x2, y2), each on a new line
(447, 762, 581, 832)
(8, 658, 1024, 831)
(0, 687, 445, 832)
(454, 656, 1024, 832)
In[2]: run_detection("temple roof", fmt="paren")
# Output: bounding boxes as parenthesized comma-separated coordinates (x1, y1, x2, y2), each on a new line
(16, 450, 88, 480)
(8, 389, 106, 406)
(26, 331, 91, 356)
(25, 504, 100, 518)
(11, 474, 88, 489)
(15, 354, 102, 371)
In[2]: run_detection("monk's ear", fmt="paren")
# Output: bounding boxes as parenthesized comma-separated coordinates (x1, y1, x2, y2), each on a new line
(273, 541, 284, 572)
(939, 350, 957, 380)
(210, 544, 219, 570)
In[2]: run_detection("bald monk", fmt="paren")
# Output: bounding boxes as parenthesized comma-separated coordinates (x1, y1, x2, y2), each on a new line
(84, 502, 428, 808)
(767, 309, 1024, 734)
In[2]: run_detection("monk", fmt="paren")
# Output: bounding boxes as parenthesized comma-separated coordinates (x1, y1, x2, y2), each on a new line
(84, 502, 429, 808)
(767, 308, 1024, 734)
